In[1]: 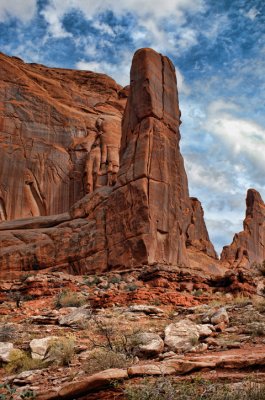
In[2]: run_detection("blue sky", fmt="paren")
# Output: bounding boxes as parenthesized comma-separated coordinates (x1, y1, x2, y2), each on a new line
(0, 0, 265, 254)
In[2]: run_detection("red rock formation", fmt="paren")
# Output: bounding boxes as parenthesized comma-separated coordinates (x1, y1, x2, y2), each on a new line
(186, 198, 217, 259)
(107, 48, 190, 268)
(221, 189, 265, 268)
(0, 52, 125, 221)
(0, 48, 218, 278)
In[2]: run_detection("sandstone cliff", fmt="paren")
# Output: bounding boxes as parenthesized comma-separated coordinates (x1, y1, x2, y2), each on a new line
(0, 49, 218, 278)
(0, 52, 125, 221)
(221, 189, 265, 268)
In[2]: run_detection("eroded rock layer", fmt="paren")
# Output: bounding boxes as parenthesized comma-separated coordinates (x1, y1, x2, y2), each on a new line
(221, 189, 265, 268)
(0, 48, 218, 278)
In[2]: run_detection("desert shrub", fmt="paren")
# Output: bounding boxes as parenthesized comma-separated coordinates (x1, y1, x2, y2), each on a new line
(151, 299, 162, 306)
(192, 289, 204, 297)
(83, 275, 101, 287)
(47, 335, 76, 366)
(253, 260, 265, 276)
(0, 384, 36, 400)
(54, 290, 86, 308)
(0, 324, 17, 342)
(0, 383, 17, 400)
(109, 276, 122, 284)
(84, 348, 130, 375)
(124, 377, 176, 400)
(124, 379, 265, 400)
(126, 283, 138, 292)
(253, 299, 265, 313)
(20, 389, 36, 399)
(251, 324, 265, 337)
(190, 336, 199, 346)
(7, 291, 23, 308)
(5, 349, 44, 374)
(232, 293, 251, 305)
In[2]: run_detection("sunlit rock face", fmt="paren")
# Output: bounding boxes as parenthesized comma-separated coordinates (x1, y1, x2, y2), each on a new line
(0, 48, 219, 278)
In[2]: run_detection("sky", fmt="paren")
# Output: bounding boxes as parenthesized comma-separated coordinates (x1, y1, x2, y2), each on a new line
(0, 0, 265, 254)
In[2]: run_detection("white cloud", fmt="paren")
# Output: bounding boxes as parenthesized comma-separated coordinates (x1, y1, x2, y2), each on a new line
(0, 0, 37, 23)
(207, 100, 265, 173)
(40, 6, 72, 38)
(43, 0, 205, 22)
(245, 7, 260, 21)
(76, 55, 131, 86)
(42, 0, 206, 52)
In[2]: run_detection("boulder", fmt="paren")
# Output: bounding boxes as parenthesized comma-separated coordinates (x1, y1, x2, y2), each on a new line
(30, 336, 58, 360)
(164, 320, 213, 353)
(132, 332, 164, 357)
(58, 307, 91, 327)
(210, 307, 229, 325)
(0, 342, 14, 362)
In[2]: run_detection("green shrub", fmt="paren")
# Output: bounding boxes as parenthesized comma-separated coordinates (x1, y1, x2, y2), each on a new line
(20, 389, 36, 399)
(109, 276, 122, 284)
(0, 384, 36, 400)
(54, 290, 86, 308)
(126, 284, 138, 292)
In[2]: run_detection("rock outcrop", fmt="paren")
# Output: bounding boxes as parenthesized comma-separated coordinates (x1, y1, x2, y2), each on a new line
(221, 189, 265, 268)
(0, 52, 125, 221)
(0, 48, 218, 278)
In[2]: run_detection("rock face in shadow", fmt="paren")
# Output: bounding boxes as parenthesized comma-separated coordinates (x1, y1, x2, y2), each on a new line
(0, 52, 125, 221)
(186, 198, 217, 259)
(221, 189, 265, 268)
(0, 48, 218, 278)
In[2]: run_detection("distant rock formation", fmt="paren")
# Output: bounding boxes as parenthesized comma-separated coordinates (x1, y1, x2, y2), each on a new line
(221, 189, 265, 268)
(0, 49, 219, 278)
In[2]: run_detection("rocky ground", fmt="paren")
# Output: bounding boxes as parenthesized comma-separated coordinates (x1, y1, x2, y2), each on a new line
(1, 268, 265, 399)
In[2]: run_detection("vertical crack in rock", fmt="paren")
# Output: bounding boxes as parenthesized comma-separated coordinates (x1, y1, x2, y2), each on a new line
(0, 198, 7, 221)
(161, 54, 165, 121)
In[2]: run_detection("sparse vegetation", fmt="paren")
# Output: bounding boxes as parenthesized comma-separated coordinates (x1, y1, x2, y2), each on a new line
(0, 324, 17, 342)
(190, 335, 199, 346)
(126, 283, 138, 292)
(47, 335, 76, 366)
(253, 260, 265, 277)
(83, 275, 101, 286)
(251, 324, 265, 337)
(0, 384, 36, 400)
(5, 349, 44, 374)
(54, 290, 86, 308)
(109, 276, 122, 284)
(124, 378, 265, 400)
(85, 348, 130, 374)
(193, 289, 204, 297)
(232, 294, 251, 306)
